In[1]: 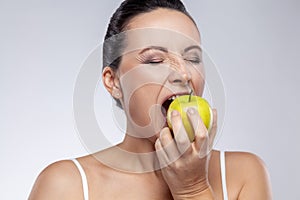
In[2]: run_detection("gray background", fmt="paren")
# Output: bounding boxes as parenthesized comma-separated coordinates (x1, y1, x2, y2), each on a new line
(1, 0, 299, 199)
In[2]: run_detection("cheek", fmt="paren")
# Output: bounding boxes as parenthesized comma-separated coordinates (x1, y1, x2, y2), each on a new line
(126, 84, 162, 126)
(190, 65, 205, 96)
(193, 77, 205, 96)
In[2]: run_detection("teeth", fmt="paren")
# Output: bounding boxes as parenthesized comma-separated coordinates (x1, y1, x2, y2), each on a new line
(168, 96, 176, 101)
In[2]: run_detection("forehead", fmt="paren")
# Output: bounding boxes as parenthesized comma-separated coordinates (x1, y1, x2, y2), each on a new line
(123, 8, 201, 53)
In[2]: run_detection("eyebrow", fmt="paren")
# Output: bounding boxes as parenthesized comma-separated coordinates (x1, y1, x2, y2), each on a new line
(138, 45, 201, 54)
(138, 46, 168, 54)
(183, 45, 202, 53)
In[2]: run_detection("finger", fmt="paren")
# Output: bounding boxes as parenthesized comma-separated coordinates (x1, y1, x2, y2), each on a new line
(208, 108, 218, 151)
(171, 110, 191, 155)
(187, 107, 208, 153)
(159, 127, 181, 163)
(155, 139, 169, 168)
(209, 109, 218, 149)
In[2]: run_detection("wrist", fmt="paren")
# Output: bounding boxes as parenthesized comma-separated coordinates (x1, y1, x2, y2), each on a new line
(172, 182, 215, 200)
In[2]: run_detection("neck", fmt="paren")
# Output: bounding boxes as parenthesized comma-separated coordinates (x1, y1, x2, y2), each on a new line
(114, 134, 160, 173)
(94, 134, 160, 173)
(118, 134, 158, 153)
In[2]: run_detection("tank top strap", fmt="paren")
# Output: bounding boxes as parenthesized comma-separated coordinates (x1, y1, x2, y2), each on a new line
(70, 154, 227, 200)
(220, 151, 229, 200)
(71, 159, 89, 200)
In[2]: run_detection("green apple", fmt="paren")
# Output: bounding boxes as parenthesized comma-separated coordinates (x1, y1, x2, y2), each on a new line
(167, 95, 213, 142)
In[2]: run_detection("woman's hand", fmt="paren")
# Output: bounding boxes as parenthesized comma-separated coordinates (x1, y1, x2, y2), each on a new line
(155, 107, 217, 199)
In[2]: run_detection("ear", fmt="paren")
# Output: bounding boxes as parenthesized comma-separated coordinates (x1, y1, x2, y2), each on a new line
(102, 66, 122, 99)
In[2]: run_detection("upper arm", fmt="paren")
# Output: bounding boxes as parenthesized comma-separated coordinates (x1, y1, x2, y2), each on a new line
(237, 153, 272, 200)
(28, 160, 82, 200)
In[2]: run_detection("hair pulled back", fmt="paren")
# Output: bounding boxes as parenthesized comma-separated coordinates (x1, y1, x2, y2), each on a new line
(102, 0, 195, 108)
(103, 0, 195, 70)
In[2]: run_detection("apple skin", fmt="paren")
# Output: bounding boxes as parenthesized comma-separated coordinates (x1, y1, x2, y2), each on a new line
(166, 95, 213, 142)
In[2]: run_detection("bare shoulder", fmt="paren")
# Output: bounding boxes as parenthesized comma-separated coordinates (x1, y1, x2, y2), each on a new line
(225, 151, 273, 200)
(225, 151, 268, 173)
(29, 159, 83, 200)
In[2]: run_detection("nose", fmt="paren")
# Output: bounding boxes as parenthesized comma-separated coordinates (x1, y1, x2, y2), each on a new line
(168, 57, 192, 86)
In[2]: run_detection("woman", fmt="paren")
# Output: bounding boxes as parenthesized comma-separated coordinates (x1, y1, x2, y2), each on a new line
(29, 0, 272, 199)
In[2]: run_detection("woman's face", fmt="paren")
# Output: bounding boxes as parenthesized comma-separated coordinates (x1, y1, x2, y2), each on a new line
(112, 8, 204, 139)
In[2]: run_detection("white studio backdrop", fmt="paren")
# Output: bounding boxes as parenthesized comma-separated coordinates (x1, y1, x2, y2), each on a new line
(1, 0, 299, 199)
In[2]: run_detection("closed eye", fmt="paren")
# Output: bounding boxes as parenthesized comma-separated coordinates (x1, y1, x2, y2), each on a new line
(137, 48, 166, 65)
(147, 59, 164, 64)
(185, 57, 201, 64)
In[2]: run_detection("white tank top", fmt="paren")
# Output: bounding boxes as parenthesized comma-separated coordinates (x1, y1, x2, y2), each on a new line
(71, 151, 228, 200)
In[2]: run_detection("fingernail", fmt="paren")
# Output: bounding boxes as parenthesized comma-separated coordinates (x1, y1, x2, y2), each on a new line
(188, 107, 195, 114)
(172, 110, 179, 116)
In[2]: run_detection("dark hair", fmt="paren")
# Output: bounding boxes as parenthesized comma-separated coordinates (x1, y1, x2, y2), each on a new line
(103, 0, 196, 70)
(102, 0, 196, 107)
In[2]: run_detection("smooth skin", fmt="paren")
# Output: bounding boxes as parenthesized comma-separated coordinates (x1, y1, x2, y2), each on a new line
(29, 8, 272, 200)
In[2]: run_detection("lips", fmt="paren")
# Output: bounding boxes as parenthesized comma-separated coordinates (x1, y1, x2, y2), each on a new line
(160, 92, 190, 117)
